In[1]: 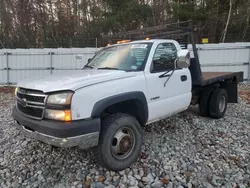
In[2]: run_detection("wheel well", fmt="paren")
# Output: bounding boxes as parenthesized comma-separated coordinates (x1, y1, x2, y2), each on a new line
(101, 99, 147, 126)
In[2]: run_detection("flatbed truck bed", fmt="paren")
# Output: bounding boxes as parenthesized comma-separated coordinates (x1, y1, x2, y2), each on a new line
(201, 72, 243, 86)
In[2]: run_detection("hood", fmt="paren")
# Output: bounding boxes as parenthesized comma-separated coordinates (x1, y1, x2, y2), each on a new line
(17, 70, 137, 93)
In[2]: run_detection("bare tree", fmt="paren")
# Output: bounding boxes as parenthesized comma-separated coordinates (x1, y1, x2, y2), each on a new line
(0, 0, 249, 48)
(242, 3, 250, 41)
(221, 0, 233, 43)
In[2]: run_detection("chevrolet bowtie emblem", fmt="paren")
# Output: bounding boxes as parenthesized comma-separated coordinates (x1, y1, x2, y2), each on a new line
(20, 98, 27, 107)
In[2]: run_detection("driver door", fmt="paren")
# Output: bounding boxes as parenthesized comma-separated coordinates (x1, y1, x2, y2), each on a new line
(145, 42, 191, 123)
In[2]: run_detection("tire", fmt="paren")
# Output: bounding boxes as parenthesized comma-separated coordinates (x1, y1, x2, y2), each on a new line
(208, 88, 228, 119)
(199, 88, 213, 117)
(92, 113, 142, 171)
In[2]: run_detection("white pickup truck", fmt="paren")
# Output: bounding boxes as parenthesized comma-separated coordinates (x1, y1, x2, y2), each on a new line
(12, 24, 243, 171)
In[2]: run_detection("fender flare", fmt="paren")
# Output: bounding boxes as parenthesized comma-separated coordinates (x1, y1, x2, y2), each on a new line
(91, 91, 148, 124)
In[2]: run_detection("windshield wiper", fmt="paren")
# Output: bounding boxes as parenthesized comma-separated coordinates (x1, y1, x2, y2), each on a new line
(83, 65, 94, 69)
(97, 67, 119, 70)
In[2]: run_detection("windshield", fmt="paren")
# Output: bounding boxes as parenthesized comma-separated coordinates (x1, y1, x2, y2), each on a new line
(86, 43, 152, 71)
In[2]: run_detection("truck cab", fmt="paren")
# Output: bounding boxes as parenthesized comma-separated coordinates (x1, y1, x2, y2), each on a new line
(84, 39, 192, 123)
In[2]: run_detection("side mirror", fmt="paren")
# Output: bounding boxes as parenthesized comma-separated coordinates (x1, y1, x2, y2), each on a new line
(175, 49, 190, 69)
(88, 58, 92, 63)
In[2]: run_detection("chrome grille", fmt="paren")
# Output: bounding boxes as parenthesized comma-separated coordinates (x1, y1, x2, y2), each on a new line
(16, 88, 47, 119)
(17, 92, 45, 103)
(17, 103, 44, 118)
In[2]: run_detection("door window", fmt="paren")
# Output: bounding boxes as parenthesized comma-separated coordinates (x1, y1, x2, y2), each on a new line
(151, 43, 177, 72)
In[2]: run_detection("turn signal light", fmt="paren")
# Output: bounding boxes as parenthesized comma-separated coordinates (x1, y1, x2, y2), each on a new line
(45, 109, 72, 122)
(64, 110, 72, 122)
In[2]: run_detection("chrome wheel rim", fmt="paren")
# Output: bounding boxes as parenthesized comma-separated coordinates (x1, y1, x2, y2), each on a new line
(219, 96, 226, 112)
(111, 127, 135, 160)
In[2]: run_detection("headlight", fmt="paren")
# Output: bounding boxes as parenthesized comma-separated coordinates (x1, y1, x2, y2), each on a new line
(46, 92, 73, 105)
(15, 87, 19, 96)
(45, 109, 72, 121)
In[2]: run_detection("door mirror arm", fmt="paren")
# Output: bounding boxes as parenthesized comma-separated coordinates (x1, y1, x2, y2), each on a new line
(88, 58, 92, 63)
(163, 69, 175, 87)
(159, 70, 171, 78)
(161, 59, 178, 87)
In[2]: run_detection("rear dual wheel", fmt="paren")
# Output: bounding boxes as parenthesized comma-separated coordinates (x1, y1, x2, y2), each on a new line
(209, 88, 228, 119)
(199, 88, 228, 119)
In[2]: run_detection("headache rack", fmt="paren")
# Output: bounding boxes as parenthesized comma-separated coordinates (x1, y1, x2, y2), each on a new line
(102, 21, 193, 49)
(102, 20, 203, 85)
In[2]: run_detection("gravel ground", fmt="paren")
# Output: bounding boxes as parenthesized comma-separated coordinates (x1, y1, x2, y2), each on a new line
(0, 87, 250, 188)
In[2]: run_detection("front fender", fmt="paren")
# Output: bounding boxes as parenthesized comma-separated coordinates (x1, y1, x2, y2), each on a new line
(70, 72, 147, 120)
(91, 91, 148, 123)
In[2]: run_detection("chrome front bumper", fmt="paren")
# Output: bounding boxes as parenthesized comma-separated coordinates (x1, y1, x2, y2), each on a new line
(12, 106, 100, 149)
(14, 121, 99, 149)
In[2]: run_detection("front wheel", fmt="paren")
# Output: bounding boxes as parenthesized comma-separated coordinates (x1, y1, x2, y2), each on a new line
(92, 113, 142, 171)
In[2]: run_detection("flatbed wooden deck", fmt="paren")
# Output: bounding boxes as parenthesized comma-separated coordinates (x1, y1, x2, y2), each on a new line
(203, 72, 234, 80)
(201, 72, 243, 86)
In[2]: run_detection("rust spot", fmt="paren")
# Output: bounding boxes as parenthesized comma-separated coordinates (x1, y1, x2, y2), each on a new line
(161, 177, 169, 184)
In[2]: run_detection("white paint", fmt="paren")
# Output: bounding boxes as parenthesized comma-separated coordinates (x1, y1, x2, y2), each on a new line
(146, 69, 191, 121)
(146, 93, 191, 124)
(143, 40, 191, 121)
(18, 69, 137, 93)
(71, 71, 147, 120)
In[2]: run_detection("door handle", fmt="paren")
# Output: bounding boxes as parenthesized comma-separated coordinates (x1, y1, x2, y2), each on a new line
(181, 75, 187, 81)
